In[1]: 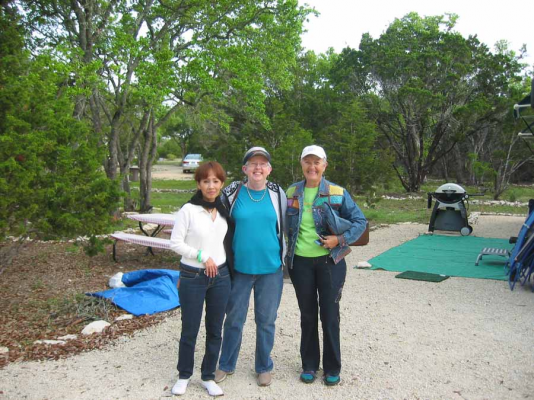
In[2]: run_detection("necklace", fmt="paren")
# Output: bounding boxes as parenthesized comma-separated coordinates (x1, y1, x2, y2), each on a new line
(246, 184, 267, 203)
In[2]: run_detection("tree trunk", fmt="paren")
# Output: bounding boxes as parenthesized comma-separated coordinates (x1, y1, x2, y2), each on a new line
(139, 111, 157, 212)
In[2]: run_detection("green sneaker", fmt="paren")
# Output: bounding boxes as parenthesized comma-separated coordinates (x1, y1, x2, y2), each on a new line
(323, 374, 340, 386)
(300, 371, 316, 384)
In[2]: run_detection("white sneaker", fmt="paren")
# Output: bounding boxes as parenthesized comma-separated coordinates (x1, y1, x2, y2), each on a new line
(201, 380, 224, 397)
(171, 378, 190, 395)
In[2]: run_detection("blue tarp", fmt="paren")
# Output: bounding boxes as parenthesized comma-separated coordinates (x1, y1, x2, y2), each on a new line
(89, 269, 181, 316)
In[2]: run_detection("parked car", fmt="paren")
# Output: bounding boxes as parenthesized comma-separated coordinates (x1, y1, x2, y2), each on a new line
(182, 154, 203, 173)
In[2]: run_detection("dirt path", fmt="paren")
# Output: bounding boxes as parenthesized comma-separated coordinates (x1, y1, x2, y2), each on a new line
(151, 164, 193, 180)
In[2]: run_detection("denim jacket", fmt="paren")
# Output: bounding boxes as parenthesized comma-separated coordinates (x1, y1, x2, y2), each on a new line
(285, 177, 367, 267)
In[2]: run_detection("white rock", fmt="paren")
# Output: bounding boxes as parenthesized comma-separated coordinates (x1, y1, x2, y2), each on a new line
(58, 334, 78, 340)
(356, 261, 372, 268)
(115, 314, 133, 322)
(82, 320, 111, 335)
(34, 340, 66, 345)
(0, 346, 9, 354)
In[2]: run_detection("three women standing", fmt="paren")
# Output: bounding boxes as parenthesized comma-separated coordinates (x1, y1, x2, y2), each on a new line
(285, 145, 367, 386)
(169, 145, 365, 394)
(169, 161, 233, 397)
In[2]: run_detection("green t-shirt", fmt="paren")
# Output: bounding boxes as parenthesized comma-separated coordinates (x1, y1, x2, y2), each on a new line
(295, 186, 329, 257)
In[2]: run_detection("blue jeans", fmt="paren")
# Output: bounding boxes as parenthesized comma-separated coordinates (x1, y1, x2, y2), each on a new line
(289, 255, 346, 376)
(177, 263, 231, 381)
(218, 267, 284, 374)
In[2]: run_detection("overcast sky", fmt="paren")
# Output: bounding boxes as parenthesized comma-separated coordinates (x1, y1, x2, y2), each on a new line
(299, 0, 534, 69)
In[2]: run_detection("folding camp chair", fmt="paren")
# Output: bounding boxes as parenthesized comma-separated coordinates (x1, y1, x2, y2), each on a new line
(475, 247, 510, 266)
(507, 200, 534, 290)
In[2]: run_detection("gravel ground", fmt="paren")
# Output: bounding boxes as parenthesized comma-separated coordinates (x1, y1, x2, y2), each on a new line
(1, 215, 533, 400)
(151, 164, 193, 180)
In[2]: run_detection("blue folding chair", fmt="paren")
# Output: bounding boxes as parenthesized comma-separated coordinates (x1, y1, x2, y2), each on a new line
(507, 200, 534, 291)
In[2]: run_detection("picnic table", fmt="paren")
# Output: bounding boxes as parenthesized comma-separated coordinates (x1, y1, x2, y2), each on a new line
(127, 213, 177, 237)
(111, 213, 178, 262)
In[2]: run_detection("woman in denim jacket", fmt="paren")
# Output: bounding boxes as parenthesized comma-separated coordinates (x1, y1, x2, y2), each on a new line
(285, 145, 367, 387)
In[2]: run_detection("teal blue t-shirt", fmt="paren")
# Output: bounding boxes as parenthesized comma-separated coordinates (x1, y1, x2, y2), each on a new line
(232, 187, 281, 274)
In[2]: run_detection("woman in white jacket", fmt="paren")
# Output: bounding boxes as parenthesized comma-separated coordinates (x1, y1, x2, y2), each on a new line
(170, 161, 233, 397)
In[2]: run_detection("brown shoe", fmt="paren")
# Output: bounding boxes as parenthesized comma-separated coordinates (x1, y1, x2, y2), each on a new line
(214, 369, 233, 383)
(257, 371, 272, 387)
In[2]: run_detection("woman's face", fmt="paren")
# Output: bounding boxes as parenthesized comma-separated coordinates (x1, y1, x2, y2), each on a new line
(197, 171, 223, 202)
(242, 155, 272, 185)
(301, 155, 327, 184)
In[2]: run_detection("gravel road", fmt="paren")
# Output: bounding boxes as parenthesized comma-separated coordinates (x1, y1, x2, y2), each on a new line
(1, 215, 533, 399)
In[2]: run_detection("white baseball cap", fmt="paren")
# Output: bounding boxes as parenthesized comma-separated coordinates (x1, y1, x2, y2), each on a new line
(301, 145, 327, 160)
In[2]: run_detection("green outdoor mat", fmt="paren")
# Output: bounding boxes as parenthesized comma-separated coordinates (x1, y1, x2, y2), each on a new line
(395, 271, 449, 282)
(369, 234, 513, 280)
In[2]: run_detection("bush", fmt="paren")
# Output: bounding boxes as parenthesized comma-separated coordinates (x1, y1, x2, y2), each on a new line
(0, 45, 121, 241)
(157, 139, 182, 159)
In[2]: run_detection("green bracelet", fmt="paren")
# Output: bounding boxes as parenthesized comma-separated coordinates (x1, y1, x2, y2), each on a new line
(197, 250, 202, 263)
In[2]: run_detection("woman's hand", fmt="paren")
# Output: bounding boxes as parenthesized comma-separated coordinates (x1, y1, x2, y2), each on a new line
(204, 257, 218, 277)
(320, 235, 339, 250)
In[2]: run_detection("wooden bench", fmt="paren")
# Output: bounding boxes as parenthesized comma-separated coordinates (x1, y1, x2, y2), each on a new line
(475, 247, 510, 266)
(111, 232, 172, 262)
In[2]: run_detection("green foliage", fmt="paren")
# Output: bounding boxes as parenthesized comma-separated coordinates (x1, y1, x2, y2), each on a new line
(271, 128, 314, 188)
(251, 51, 394, 191)
(316, 101, 394, 192)
(507, 190, 517, 203)
(157, 138, 182, 160)
(334, 12, 527, 192)
(83, 236, 112, 258)
(0, 13, 121, 240)
(468, 153, 496, 185)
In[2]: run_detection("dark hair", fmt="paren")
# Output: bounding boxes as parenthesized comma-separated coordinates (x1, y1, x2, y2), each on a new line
(194, 161, 226, 183)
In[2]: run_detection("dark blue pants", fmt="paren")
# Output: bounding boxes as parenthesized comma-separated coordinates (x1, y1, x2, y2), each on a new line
(289, 255, 346, 376)
(177, 263, 231, 381)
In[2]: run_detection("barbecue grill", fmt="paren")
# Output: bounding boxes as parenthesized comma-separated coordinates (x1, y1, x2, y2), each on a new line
(427, 183, 473, 236)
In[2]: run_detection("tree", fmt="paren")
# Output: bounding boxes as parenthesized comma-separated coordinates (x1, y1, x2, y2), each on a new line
(0, 5, 120, 247)
(335, 13, 526, 192)
(21, 0, 311, 211)
(316, 101, 395, 193)
(269, 51, 392, 191)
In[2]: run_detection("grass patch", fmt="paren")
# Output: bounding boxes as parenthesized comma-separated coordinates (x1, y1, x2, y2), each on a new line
(355, 183, 533, 226)
(46, 293, 118, 325)
(468, 203, 529, 215)
(128, 190, 193, 214)
(134, 176, 533, 225)
(374, 180, 533, 203)
(155, 159, 183, 166)
(356, 197, 430, 225)
(150, 192, 192, 213)
(30, 278, 46, 291)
